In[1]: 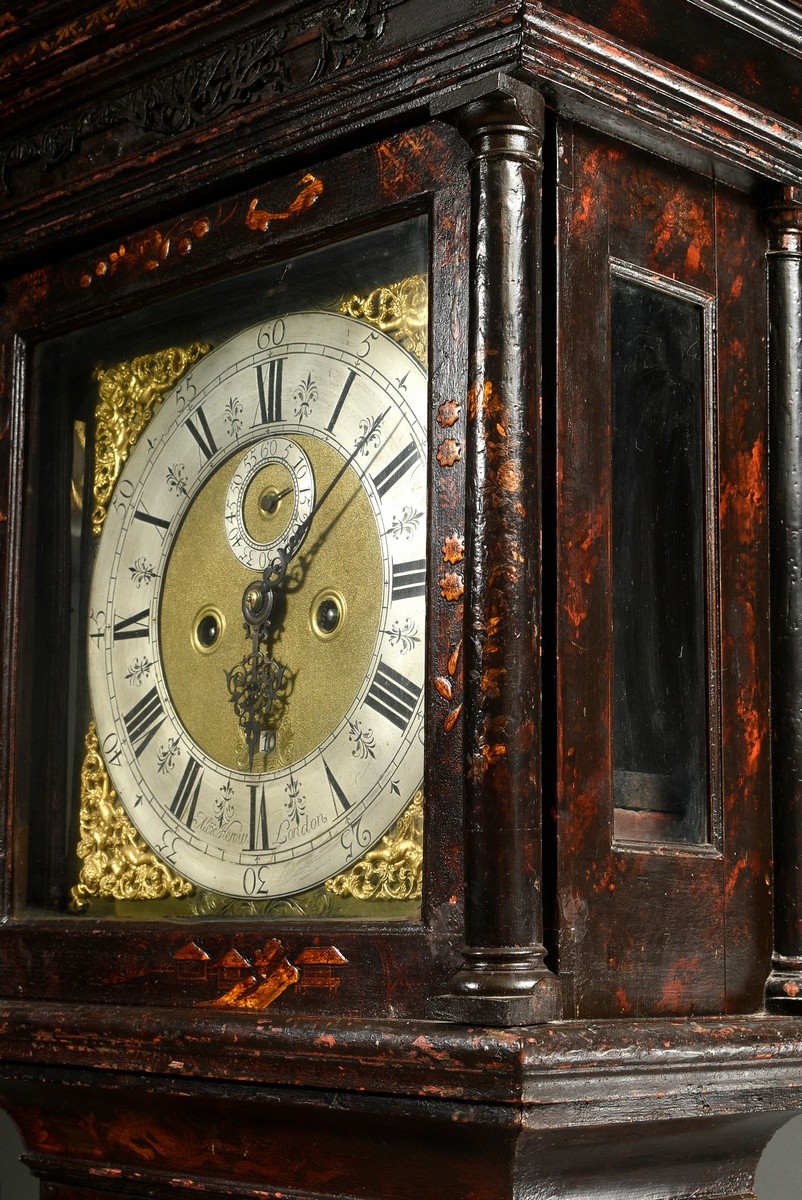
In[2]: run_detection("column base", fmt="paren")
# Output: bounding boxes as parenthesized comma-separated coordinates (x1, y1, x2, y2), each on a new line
(428, 947, 560, 1026)
(765, 956, 802, 1012)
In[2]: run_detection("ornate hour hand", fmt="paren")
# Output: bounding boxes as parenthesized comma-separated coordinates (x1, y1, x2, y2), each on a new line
(226, 556, 289, 771)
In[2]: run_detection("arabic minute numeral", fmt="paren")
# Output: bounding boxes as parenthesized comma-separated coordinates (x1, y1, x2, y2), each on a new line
(257, 318, 285, 350)
(243, 865, 269, 896)
(101, 731, 123, 767)
(358, 330, 380, 359)
(173, 376, 197, 414)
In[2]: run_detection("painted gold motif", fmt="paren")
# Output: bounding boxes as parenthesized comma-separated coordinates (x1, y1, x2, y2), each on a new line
(91, 342, 211, 535)
(69, 724, 193, 911)
(245, 173, 323, 233)
(326, 791, 423, 901)
(340, 274, 427, 364)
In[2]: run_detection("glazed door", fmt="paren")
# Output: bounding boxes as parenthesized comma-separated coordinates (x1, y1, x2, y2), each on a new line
(554, 124, 772, 1017)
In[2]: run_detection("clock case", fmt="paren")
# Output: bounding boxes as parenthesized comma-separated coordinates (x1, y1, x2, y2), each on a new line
(2, 123, 469, 1016)
(2, 2, 802, 1198)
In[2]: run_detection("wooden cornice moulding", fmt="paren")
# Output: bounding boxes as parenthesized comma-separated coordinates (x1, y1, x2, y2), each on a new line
(687, 0, 802, 58)
(522, 7, 802, 188)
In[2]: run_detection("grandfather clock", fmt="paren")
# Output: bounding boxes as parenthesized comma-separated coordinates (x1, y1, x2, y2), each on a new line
(1, 3, 802, 1197)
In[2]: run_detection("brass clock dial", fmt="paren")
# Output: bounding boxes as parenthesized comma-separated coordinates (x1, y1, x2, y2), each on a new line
(87, 311, 427, 898)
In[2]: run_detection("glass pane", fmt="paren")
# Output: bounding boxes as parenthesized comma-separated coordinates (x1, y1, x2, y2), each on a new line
(19, 216, 428, 919)
(611, 273, 709, 845)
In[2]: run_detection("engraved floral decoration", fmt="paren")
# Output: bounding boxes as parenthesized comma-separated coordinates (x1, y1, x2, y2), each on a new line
(215, 781, 236, 830)
(166, 462, 188, 497)
(389, 505, 423, 540)
(284, 774, 306, 825)
(356, 414, 382, 456)
(348, 720, 376, 760)
(326, 791, 423, 901)
(293, 373, 318, 420)
(70, 725, 193, 911)
(125, 656, 153, 686)
(91, 343, 211, 535)
(224, 397, 243, 438)
(387, 618, 420, 654)
(129, 556, 156, 587)
(156, 737, 182, 775)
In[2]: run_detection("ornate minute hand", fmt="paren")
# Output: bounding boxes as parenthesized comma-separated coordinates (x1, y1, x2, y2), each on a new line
(284, 407, 390, 560)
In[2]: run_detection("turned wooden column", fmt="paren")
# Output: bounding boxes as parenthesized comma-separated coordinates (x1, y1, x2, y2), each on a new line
(430, 75, 559, 1025)
(764, 186, 802, 1012)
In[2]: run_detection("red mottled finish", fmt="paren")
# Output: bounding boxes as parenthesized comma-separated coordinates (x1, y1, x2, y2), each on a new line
(556, 124, 771, 1017)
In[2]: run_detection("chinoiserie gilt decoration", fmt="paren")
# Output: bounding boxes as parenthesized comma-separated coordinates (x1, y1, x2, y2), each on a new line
(91, 342, 211, 535)
(340, 275, 427, 365)
(70, 724, 193, 911)
(326, 790, 422, 900)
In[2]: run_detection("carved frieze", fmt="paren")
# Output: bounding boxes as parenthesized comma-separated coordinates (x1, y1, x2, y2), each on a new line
(0, 0, 389, 195)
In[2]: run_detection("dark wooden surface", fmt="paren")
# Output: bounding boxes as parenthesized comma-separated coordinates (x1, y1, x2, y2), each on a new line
(431, 75, 559, 1026)
(0, 1, 801, 1197)
(555, 122, 772, 1019)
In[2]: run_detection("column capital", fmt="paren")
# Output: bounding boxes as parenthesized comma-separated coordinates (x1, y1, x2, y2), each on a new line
(764, 185, 802, 253)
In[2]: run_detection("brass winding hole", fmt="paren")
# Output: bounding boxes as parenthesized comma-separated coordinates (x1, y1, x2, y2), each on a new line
(310, 589, 346, 640)
(192, 606, 225, 654)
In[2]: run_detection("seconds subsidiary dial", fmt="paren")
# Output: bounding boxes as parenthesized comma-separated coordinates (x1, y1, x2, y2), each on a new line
(87, 312, 427, 898)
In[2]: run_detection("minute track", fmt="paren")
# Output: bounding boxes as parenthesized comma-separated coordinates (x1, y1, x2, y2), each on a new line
(88, 310, 427, 898)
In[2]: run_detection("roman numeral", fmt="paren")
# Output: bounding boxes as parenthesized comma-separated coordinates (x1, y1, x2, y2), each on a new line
(113, 608, 149, 640)
(134, 508, 170, 538)
(365, 660, 421, 731)
(249, 784, 269, 850)
(170, 756, 202, 828)
(255, 359, 284, 424)
(372, 441, 419, 497)
(185, 406, 217, 461)
(123, 686, 165, 757)
(327, 369, 356, 433)
(391, 560, 426, 601)
(324, 760, 351, 812)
